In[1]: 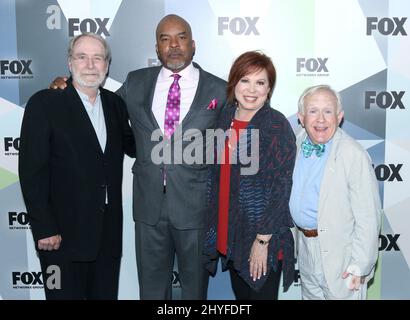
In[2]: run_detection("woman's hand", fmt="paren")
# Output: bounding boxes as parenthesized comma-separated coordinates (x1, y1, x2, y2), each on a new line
(249, 234, 271, 281)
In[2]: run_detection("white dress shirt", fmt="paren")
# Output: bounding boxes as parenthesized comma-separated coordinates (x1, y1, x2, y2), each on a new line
(75, 88, 108, 203)
(75, 88, 107, 152)
(152, 63, 199, 134)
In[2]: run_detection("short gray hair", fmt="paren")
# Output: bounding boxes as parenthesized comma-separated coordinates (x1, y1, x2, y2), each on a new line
(67, 32, 111, 63)
(298, 84, 343, 114)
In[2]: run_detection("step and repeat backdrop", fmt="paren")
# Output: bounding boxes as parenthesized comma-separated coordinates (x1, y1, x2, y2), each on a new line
(1, 0, 409, 300)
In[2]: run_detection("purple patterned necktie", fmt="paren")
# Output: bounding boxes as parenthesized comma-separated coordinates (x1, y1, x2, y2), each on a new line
(163, 74, 181, 187)
(164, 74, 181, 139)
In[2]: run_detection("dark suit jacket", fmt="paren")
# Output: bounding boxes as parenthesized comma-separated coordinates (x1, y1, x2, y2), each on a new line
(19, 82, 135, 261)
(117, 62, 227, 229)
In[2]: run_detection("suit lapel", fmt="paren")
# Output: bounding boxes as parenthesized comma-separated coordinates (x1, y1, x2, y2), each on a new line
(181, 63, 217, 130)
(146, 67, 161, 131)
(180, 68, 205, 127)
(100, 90, 112, 155)
(65, 83, 103, 155)
(317, 129, 342, 221)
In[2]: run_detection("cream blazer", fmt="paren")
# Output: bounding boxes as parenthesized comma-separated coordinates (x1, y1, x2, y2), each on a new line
(293, 128, 382, 298)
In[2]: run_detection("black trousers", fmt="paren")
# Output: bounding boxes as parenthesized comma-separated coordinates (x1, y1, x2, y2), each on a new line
(39, 205, 121, 300)
(229, 260, 283, 300)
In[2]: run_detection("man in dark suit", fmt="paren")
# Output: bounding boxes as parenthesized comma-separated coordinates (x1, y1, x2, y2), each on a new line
(19, 33, 135, 299)
(116, 14, 226, 299)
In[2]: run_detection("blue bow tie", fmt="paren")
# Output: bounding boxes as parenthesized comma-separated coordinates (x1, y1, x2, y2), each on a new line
(301, 139, 326, 158)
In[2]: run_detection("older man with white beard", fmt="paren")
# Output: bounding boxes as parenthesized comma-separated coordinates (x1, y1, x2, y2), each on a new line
(19, 33, 135, 299)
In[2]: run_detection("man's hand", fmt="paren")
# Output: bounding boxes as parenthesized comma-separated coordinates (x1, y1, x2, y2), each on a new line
(342, 271, 365, 290)
(38, 235, 62, 251)
(49, 77, 68, 89)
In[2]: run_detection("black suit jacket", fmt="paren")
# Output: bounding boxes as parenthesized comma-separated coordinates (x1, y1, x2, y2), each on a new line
(19, 83, 135, 261)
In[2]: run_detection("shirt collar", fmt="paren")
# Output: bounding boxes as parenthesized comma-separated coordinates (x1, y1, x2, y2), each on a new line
(75, 87, 100, 105)
(305, 135, 333, 147)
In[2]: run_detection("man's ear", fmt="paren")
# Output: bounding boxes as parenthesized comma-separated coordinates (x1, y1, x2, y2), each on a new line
(297, 112, 305, 127)
(68, 59, 72, 73)
(337, 110, 344, 126)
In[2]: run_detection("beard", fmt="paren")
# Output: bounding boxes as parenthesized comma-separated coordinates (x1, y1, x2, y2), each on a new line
(71, 69, 106, 89)
(165, 60, 186, 71)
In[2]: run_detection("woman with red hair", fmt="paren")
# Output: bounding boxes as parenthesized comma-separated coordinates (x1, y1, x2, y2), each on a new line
(204, 51, 296, 300)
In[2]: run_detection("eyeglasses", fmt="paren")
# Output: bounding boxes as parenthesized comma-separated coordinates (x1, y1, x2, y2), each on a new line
(71, 54, 106, 64)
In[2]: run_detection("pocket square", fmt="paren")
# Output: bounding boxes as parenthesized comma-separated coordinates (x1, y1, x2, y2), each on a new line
(207, 98, 218, 110)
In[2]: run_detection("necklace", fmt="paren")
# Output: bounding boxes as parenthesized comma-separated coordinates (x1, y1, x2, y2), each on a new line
(227, 107, 239, 150)
(227, 129, 234, 149)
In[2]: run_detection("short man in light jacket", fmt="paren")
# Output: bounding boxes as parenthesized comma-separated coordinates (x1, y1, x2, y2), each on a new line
(290, 84, 381, 300)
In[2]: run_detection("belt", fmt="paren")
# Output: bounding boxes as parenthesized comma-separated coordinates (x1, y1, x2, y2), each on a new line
(297, 226, 318, 238)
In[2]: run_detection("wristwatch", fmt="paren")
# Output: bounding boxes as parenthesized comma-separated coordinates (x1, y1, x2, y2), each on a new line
(256, 238, 269, 245)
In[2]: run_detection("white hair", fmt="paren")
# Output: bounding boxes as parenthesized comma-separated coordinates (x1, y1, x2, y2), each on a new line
(298, 84, 343, 114)
(68, 32, 111, 63)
